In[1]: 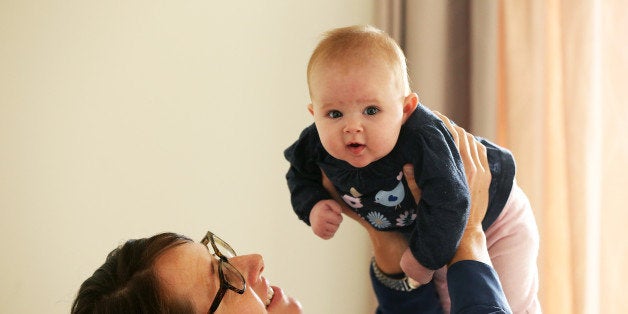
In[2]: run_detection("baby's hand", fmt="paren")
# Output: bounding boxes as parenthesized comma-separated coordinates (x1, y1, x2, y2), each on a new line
(309, 199, 343, 240)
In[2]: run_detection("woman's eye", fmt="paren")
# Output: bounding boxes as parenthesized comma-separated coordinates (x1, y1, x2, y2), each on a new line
(327, 110, 342, 119)
(364, 106, 380, 115)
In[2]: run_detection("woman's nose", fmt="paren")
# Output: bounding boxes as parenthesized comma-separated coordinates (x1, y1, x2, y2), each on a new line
(230, 254, 264, 283)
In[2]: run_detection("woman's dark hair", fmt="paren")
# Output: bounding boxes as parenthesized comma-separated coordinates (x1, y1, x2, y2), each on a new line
(71, 232, 195, 314)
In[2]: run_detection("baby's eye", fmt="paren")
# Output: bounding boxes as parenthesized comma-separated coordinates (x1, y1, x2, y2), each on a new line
(327, 110, 343, 119)
(364, 106, 380, 115)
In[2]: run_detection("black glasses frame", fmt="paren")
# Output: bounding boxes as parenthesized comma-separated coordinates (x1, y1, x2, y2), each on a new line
(200, 231, 246, 313)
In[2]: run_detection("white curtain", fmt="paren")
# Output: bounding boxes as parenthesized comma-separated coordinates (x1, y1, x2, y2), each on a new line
(377, 0, 628, 313)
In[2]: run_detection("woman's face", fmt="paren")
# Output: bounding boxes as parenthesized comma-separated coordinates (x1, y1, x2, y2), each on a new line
(154, 242, 302, 314)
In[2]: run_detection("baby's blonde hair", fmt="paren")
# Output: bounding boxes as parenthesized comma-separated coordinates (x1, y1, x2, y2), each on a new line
(307, 25, 411, 95)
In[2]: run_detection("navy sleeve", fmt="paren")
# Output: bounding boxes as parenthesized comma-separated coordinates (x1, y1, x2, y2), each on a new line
(283, 125, 331, 225)
(409, 124, 471, 270)
(447, 261, 513, 314)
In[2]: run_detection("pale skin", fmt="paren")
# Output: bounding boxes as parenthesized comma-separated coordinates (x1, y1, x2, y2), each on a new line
(308, 57, 491, 281)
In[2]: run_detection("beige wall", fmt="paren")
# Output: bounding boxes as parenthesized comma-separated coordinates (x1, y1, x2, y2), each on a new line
(0, 1, 375, 313)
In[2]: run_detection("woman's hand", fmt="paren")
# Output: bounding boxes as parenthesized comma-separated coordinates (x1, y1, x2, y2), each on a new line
(433, 111, 492, 266)
(433, 111, 491, 236)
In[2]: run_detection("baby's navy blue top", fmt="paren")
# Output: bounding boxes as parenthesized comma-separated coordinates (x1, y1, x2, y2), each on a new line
(284, 104, 515, 270)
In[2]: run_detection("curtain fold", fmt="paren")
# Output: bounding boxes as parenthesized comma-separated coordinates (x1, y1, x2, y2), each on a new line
(378, 0, 628, 313)
(378, 0, 472, 128)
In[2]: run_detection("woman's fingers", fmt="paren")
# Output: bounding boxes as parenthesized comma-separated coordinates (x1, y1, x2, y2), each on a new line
(402, 164, 422, 203)
(459, 127, 476, 180)
(433, 111, 459, 148)
(469, 134, 479, 165)
(433, 110, 487, 181)
(478, 140, 489, 172)
(466, 133, 481, 177)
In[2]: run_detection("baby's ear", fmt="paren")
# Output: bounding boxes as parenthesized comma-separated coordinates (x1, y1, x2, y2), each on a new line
(402, 93, 419, 119)
(308, 103, 315, 116)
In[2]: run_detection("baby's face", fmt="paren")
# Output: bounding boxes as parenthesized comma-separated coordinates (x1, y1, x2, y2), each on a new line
(308, 59, 414, 168)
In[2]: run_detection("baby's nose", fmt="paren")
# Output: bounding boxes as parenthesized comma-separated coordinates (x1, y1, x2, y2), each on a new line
(343, 117, 363, 133)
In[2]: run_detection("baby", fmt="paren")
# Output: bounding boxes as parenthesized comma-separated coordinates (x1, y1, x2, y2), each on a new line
(284, 25, 540, 312)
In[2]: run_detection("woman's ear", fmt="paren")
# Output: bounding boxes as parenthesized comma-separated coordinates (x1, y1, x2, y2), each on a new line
(402, 93, 419, 121)
(308, 103, 315, 116)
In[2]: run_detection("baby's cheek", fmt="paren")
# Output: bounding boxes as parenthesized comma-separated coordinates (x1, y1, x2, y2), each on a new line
(320, 138, 342, 157)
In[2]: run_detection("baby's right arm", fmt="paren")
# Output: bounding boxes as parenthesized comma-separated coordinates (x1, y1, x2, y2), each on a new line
(284, 125, 332, 226)
(309, 199, 343, 239)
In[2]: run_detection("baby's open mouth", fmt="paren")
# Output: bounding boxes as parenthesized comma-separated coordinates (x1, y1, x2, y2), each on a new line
(346, 142, 366, 155)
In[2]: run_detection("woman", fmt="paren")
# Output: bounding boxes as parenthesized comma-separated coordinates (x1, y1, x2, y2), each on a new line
(71, 230, 302, 313)
(72, 114, 509, 314)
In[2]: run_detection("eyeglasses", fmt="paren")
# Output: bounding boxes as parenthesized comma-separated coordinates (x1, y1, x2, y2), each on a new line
(200, 231, 246, 313)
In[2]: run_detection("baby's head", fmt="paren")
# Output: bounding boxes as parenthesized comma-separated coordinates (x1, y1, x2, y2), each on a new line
(306, 25, 418, 168)
(307, 25, 411, 97)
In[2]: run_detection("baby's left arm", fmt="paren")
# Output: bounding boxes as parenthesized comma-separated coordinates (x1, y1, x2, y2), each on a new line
(404, 124, 471, 275)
